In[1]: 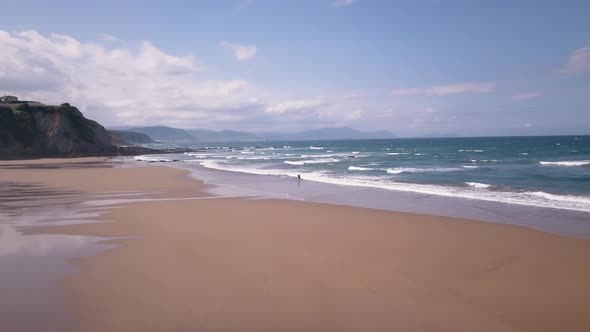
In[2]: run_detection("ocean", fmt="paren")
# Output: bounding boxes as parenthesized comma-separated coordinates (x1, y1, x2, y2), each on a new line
(134, 135, 590, 236)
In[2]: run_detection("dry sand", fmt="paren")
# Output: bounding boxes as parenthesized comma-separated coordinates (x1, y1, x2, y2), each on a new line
(2, 157, 590, 331)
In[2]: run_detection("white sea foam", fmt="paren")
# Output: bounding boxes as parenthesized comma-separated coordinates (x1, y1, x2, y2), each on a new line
(197, 160, 590, 212)
(244, 156, 272, 160)
(539, 160, 590, 167)
(386, 167, 462, 174)
(348, 166, 374, 171)
(462, 165, 479, 169)
(459, 149, 484, 152)
(387, 152, 410, 155)
(309, 146, 324, 150)
(184, 153, 208, 158)
(301, 154, 336, 158)
(528, 191, 590, 205)
(300, 153, 361, 159)
(470, 159, 500, 163)
(200, 160, 302, 178)
(465, 182, 491, 189)
(386, 167, 419, 174)
(134, 155, 176, 162)
(285, 158, 340, 165)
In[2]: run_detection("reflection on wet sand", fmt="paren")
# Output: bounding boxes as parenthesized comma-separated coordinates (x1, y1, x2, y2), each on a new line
(0, 159, 122, 170)
(0, 181, 108, 331)
(0, 164, 184, 332)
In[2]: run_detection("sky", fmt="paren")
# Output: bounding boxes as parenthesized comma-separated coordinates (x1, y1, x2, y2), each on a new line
(0, 0, 589, 137)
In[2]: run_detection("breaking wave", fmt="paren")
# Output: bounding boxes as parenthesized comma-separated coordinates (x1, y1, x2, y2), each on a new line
(348, 166, 374, 171)
(197, 160, 590, 212)
(465, 182, 491, 189)
(539, 160, 590, 167)
(386, 167, 463, 174)
(134, 155, 178, 162)
(285, 158, 340, 165)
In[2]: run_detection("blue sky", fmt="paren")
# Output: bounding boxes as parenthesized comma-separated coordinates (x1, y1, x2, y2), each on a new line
(1, 0, 589, 136)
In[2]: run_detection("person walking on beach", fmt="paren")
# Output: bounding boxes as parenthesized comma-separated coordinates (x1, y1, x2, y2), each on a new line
(297, 174, 301, 181)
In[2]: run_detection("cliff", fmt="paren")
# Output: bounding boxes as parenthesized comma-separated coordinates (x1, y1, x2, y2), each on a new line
(0, 103, 116, 158)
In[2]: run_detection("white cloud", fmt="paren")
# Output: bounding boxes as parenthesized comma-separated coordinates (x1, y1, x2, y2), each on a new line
(345, 109, 363, 120)
(0, 30, 259, 127)
(1, 30, 530, 135)
(511, 92, 541, 100)
(220, 41, 257, 61)
(511, 122, 533, 129)
(99, 33, 120, 42)
(265, 99, 324, 114)
(333, 0, 354, 7)
(555, 47, 590, 74)
(391, 82, 496, 96)
(0, 30, 373, 131)
(234, 0, 254, 10)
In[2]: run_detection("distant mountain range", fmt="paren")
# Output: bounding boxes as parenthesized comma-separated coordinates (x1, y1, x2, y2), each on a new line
(186, 129, 259, 142)
(265, 127, 395, 141)
(109, 130, 155, 145)
(116, 126, 395, 142)
(119, 126, 195, 142)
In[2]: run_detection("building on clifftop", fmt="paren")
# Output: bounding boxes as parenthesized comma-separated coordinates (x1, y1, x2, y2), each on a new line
(0, 95, 18, 103)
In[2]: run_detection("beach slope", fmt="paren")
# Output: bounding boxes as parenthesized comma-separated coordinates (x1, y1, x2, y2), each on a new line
(3, 158, 590, 332)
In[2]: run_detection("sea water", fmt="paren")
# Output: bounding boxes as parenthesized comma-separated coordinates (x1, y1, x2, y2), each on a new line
(134, 136, 590, 236)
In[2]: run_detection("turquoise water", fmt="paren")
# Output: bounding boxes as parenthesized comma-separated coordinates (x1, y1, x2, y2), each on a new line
(137, 136, 590, 213)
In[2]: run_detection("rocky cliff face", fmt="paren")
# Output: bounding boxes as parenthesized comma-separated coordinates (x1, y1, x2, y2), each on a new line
(0, 103, 116, 158)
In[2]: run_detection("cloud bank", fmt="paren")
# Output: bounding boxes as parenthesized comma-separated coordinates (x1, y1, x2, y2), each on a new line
(333, 0, 354, 7)
(511, 92, 541, 100)
(1, 30, 581, 136)
(0, 30, 365, 131)
(555, 47, 590, 74)
(391, 82, 496, 97)
(220, 41, 257, 61)
(0, 31, 265, 127)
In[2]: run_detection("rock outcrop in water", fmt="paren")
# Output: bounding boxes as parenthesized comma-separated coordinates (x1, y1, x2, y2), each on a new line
(0, 103, 116, 158)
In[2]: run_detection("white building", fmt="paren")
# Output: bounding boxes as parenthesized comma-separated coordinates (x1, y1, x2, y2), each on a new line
(0, 95, 18, 103)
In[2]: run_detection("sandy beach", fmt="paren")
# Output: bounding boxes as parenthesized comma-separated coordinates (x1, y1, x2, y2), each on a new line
(2, 157, 590, 331)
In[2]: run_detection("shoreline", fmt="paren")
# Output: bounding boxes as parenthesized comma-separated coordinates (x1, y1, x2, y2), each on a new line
(131, 135, 590, 217)
(2, 157, 590, 331)
(159, 158, 590, 239)
(6, 156, 586, 240)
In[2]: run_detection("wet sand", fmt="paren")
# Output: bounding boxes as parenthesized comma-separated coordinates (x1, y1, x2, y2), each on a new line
(2, 158, 590, 331)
